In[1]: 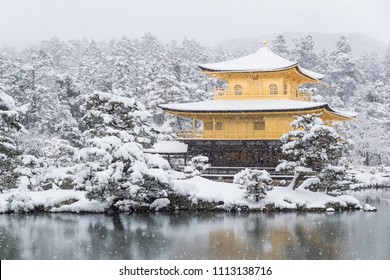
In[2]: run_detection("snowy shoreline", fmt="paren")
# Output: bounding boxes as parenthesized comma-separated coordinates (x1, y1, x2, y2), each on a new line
(1, 176, 382, 214)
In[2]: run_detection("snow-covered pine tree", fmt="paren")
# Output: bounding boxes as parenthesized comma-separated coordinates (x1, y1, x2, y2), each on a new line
(137, 33, 169, 90)
(167, 38, 212, 101)
(384, 47, 390, 80)
(111, 37, 139, 94)
(291, 34, 319, 70)
(233, 168, 273, 202)
(347, 84, 390, 166)
(16, 154, 41, 191)
(184, 155, 210, 177)
(327, 36, 360, 102)
(0, 89, 24, 192)
(271, 34, 290, 59)
(359, 51, 384, 83)
(82, 90, 157, 148)
(39, 37, 75, 71)
(77, 91, 171, 212)
(77, 40, 111, 93)
(276, 113, 350, 191)
(143, 74, 192, 139)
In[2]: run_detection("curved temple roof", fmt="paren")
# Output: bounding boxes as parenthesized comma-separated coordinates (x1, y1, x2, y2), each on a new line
(199, 46, 325, 81)
(160, 100, 356, 119)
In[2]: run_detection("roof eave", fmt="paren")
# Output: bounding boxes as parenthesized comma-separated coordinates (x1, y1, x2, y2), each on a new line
(199, 64, 325, 84)
(159, 104, 330, 114)
(198, 63, 298, 73)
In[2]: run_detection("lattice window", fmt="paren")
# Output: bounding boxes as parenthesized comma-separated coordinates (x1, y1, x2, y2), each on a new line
(269, 84, 278, 95)
(284, 85, 288, 95)
(204, 122, 213, 130)
(215, 121, 223, 130)
(254, 119, 265, 130)
(234, 84, 243, 95)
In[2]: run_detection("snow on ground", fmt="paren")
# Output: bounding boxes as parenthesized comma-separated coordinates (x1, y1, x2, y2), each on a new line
(172, 176, 248, 206)
(145, 141, 188, 154)
(0, 176, 364, 213)
(351, 168, 390, 188)
(173, 176, 361, 210)
(0, 189, 105, 213)
(363, 203, 377, 211)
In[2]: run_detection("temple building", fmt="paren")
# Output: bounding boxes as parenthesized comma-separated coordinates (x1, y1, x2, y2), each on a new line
(160, 41, 355, 167)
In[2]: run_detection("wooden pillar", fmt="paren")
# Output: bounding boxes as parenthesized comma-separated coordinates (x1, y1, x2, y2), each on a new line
(192, 118, 196, 138)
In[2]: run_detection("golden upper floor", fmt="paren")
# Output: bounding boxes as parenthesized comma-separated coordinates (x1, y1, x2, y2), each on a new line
(199, 42, 324, 101)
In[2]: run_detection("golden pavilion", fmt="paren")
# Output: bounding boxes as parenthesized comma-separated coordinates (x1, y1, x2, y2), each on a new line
(160, 41, 354, 167)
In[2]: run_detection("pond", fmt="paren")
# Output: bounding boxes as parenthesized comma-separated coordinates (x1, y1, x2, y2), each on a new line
(0, 190, 389, 260)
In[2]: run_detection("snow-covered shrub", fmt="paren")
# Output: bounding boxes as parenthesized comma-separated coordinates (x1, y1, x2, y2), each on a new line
(297, 177, 320, 191)
(318, 165, 351, 193)
(184, 155, 210, 177)
(16, 155, 41, 191)
(16, 138, 78, 191)
(234, 168, 273, 202)
(5, 193, 35, 213)
(145, 153, 171, 170)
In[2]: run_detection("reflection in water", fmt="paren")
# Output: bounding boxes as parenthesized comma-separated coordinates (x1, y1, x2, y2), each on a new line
(0, 194, 389, 260)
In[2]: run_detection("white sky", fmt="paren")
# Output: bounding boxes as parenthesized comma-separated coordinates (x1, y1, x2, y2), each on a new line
(0, 0, 389, 47)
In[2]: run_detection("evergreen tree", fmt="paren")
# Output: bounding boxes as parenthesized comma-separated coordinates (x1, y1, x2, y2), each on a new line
(276, 114, 349, 191)
(0, 89, 23, 191)
(234, 168, 273, 202)
(111, 37, 138, 94)
(383, 47, 390, 81)
(39, 37, 75, 71)
(77, 40, 111, 92)
(359, 51, 383, 83)
(328, 36, 360, 102)
(143, 74, 192, 139)
(77, 91, 171, 212)
(291, 34, 319, 70)
(184, 155, 210, 177)
(271, 34, 290, 59)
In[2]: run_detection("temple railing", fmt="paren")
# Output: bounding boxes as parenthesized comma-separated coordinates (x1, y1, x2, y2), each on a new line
(177, 130, 203, 139)
(214, 87, 229, 97)
(213, 87, 313, 101)
(177, 130, 281, 140)
(299, 91, 312, 101)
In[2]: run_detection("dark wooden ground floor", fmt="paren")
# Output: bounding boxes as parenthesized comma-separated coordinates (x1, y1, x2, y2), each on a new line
(184, 140, 282, 167)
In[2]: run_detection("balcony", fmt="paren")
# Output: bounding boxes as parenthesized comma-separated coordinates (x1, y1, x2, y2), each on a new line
(213, 86, 312, 101)
(177, 130, 281, 140)
(299, 91, 312, 101)
(214, 87, 229, 98)
(177, 130, 203, 139)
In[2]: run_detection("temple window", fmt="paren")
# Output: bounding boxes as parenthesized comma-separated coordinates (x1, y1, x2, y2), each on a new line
(215, 121, 223, 130)
(254, 119, 265, 130)
(234, 85, 243, 95)
(269, 84, 278, 95)
(283, 85, 288, 95)
(204, 122, 213, 130)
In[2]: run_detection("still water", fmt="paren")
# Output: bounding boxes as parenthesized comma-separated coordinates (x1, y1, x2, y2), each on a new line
(1, 191, 389, 260)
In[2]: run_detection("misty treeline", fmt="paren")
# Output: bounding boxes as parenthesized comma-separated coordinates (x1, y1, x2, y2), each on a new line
(1, 33, 390, 191)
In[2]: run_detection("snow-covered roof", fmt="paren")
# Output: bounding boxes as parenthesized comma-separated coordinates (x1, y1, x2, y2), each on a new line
(199, 46, 325, 80)
(160, 100, 356, 119)
(145, 141, 188, 154)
